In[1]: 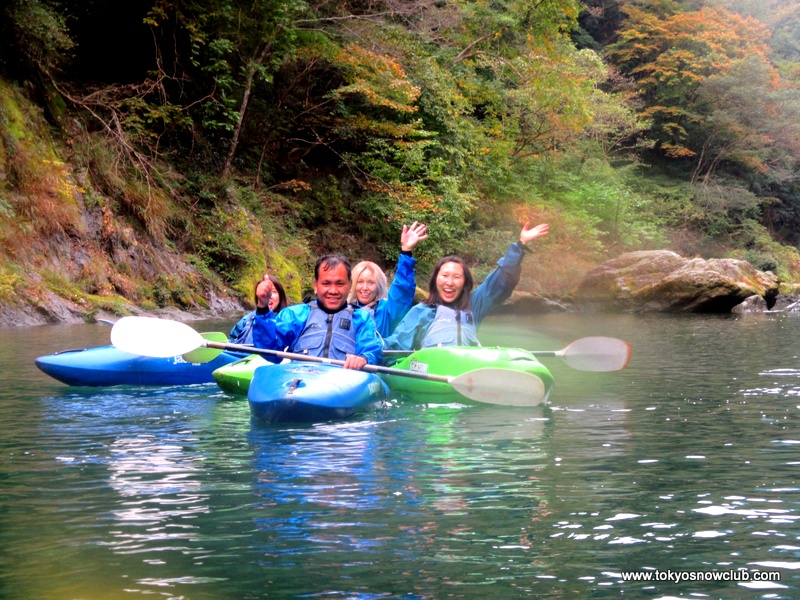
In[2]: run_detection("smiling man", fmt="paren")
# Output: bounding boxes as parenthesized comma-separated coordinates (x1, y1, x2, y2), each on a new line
(252, 254, 382, 369)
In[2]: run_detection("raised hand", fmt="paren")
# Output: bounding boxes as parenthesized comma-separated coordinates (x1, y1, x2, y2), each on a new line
(520, 222, 550, 245)
(400, 221, 428, 252)
(255, 275, 275, 309)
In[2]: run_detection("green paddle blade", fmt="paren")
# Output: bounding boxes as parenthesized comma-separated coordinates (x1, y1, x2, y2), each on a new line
(183, 332, 228, 363)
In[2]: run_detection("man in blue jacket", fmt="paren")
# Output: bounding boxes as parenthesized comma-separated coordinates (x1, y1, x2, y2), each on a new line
(253, 254, 382, 369)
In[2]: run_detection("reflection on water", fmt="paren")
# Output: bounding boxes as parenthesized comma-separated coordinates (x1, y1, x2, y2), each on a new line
(1, 314, 800, 597)
(245, 406, 553, 598)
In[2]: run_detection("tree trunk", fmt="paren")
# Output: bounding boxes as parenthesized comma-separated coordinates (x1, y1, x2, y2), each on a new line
(222, 42, 271, 179)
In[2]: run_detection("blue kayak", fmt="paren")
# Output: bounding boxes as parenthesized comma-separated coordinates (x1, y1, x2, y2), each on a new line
(35, 345, 247, 387)
(248, 362, 388, 423)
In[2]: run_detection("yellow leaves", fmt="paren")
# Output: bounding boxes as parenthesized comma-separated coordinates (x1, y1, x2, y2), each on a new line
(737, 154, 768, 174)
(616, 6, 772, 85)
(0, 263, 23, 303)
(364, 181, 441, 215)
(268, 179, 312, 193)
(333, 114, 421, 140)
(0, 81, 85, 239)
(661, 143, 696, 158)
(332, 43, 420, 114)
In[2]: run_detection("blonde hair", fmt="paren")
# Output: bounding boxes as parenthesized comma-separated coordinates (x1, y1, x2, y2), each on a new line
(348, 261, 388, 306)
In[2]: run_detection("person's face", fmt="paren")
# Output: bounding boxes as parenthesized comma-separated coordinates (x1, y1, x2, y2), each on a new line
(314, 263, 350, 310)
(267, 288, 281, 311)
(355, 268, 378, 305)
(435, 261, 465, 305)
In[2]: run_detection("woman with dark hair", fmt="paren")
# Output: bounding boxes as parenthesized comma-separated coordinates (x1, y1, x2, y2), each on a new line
(383, 222, 549, 351)
(228, 275, 288, 344)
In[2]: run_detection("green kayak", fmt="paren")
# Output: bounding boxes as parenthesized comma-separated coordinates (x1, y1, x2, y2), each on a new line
(212, 354, 271, 394)
(381, 346, 555, 403)
(213, 346, 555, 404)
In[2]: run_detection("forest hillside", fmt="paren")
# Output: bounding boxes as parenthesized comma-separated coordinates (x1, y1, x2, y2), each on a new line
(1, 0, 800, 326)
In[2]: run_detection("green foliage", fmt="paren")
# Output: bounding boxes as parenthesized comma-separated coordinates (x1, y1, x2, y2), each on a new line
(744, 249, 778, 273)
(0, 261, 23, 302)
(0, 80, 83, 238)
(74, 131, 174, 241)
(726, 222, 800, 282)
(145, 0, 308, 141)
(2, 0, 74, 75)
(689, 183, 767, 237)
(607, 5, 774, 159)
(528, 153, 669, 253)
(3, 0, 800, 320)
(194, 204, 257, 284)
(150, 273, 193, 308)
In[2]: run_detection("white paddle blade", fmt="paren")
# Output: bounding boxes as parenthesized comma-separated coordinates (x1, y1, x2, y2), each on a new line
(563, 336, 632, 372)
(450, 369, 547, 406)
(110, 316, 205, 357)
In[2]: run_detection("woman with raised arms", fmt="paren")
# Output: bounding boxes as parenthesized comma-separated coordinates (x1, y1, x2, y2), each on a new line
(383, 222, 549, 351)
(348, 221, 427, 339)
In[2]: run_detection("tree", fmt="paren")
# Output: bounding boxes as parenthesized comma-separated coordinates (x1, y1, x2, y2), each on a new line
(606, 5, 772, 159)
(691, 55, 800, 185)
(145, 0, 308, 177)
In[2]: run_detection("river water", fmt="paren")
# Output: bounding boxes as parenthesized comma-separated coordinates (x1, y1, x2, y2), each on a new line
(1, 311, 799, 599)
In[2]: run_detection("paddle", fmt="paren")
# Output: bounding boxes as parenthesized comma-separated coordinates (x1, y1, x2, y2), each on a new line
(526, 336, 631, 372)
(183, 332, 231, 363)
(384, 336, 631, 372)
(100, 319, 236, 363)
(109, 316, 547, 406)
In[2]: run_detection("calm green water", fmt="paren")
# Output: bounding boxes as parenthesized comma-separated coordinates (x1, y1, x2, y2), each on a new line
(2, 312, 800, 599)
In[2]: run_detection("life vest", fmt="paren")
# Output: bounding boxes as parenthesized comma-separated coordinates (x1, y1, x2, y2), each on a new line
(351, 301, 376, 320)
(230, 313, 255, 345)
(350, 301, 386, 343)
(294, 302, 357, 360)
(420, 305, 480, 348)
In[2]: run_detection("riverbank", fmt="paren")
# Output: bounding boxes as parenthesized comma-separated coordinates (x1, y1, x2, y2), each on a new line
(0, 291, 245, 329)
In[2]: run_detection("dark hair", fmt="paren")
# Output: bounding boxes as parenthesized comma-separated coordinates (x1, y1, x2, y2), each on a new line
(423, 255, 473, 310)
(252, 275, 289, 312)
(314, 254, 351, 281)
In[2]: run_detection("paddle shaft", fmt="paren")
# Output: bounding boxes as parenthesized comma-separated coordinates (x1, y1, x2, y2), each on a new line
(384, 349, 561, 358)
(109, 316, 548, 406)
(205, 341, 456, 384)
(383, 336, 631, 372)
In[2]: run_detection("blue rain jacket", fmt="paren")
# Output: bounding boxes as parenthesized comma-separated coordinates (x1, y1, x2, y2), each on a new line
(383, 242, 525, 351)
(228, 310, 256, 344)
(253, 301, 383, 365)
(352, 252, 417, 339)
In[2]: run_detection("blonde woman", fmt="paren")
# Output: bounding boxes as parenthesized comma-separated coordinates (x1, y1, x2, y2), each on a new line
(348, 221, 427, 338)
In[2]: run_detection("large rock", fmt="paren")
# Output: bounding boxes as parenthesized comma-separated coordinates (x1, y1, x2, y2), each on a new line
(494, 291, 575, 315)
(571, 250, 779, 313)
